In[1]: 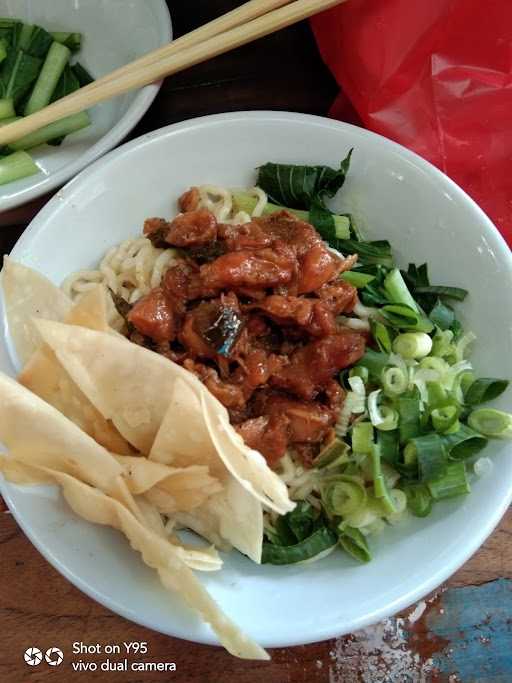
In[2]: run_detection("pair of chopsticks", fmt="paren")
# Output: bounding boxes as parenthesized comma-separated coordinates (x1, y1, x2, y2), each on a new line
(0, 0, 346, 145)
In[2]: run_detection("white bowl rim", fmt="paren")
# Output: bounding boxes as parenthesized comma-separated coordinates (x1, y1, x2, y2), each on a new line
(0, 0, 172, 212)
(3, 111, 512, 648)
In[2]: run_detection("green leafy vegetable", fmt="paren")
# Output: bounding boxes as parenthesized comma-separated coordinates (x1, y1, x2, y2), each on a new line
(428, 461, 470, 500)
(404, 484, 433, 517)
(257, 150, 352, 209)
(262, 527, 337, 564)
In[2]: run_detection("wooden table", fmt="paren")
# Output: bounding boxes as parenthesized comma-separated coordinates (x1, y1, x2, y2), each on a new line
(0, 2, 510, 681)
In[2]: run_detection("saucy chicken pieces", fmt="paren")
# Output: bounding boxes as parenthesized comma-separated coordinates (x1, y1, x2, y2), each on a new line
(123, 191, 366, 468)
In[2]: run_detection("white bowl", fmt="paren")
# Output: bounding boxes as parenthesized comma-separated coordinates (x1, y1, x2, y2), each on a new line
(0, 0, 171, 211)
(2, 112, 512, 648)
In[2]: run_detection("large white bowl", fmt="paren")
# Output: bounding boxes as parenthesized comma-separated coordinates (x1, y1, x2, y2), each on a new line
(0, 0, 171, 211)
(1, 112, 512, 648)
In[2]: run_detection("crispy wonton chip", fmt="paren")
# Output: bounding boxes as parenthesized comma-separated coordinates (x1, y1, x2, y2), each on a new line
(0, 372, 140, 519)
(34, 321, 294, 515)
(19, 286, 132, 455)
(0, 456, 267, 660)
(114, 455, 222, 513)
(1, 257, 72, 365)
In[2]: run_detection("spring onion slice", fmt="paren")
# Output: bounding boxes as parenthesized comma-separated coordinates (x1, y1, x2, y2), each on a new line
(321, 475, 367, 516)
(377, 429, 400, 465)
(464, 378, 509, 406)
(404, 484, 433, 517)
(337, 525, 372, 563)
(314, 438, 350, 468)
(376, 406, 399, 432)
(442, 424, 488, 461)
(431, 406, 459, 434)
(407, 433, 447, 482)
(261, 527, 337, 565)
(468, 409, 512, 439)
(397, 397, 421, 443)
(431, 328, 455, 358)
(352, 422, 374, 455)
(382, 367, 409, 396)
(428, 461, 470, 500)
(371, 443, 397, 514)
(392, 332, 433, 360)
(454, 331, 476, 362)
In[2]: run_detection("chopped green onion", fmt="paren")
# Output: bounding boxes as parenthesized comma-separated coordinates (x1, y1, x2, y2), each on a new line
(0, 150, 38, 185)
(382, 367, 409, 396)
(0, 97, 15, 120)
(404, 484, 433, 517)
(395, 397, 420, 445)
(375, 406, 399, 431)
(371, 320, 394, 353)
(371, 443, 397, 514)
(468, 408, 512, 439)
(8, 111, 90, 151)
(464, 378, 509, 406)
(454, 331, 476, 362)
(351, 422, 374, 455)
(428, 461, 470, 500)
(431, 328, 455, 358)
(24, 41, 71, 115)
(403, 441, 417, 465)
(408, 433, 447, 481)
(442, 424, 488, 460)
(431, 406, 459, 434)
(392, 332, 433, 359)
(337, 525, 372, 563)
(321, 475, 367, 516)
(341, 271, 376, 288)
(262, 527, 337, 564)
(421, 357, 449, 374)
(377, 429, 400, 465)
(314, 438, 350, 468)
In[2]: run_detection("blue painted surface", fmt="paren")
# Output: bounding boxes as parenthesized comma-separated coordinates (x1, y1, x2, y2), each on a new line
(427, 579, 512, 682)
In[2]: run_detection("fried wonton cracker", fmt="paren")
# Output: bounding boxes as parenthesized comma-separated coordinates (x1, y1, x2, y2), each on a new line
(0, 456, 267, 660)
(19, 286, 132, 454)
(34, 320, 294, 516)
(1, 257, 72, 365)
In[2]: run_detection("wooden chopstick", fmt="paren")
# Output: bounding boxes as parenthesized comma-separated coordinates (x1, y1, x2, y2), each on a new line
(87, 0, 294, 91)
(0, 0, 345, 146)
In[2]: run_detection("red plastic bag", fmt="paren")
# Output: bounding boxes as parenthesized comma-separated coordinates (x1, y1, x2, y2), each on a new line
(311, 0, 512, 246)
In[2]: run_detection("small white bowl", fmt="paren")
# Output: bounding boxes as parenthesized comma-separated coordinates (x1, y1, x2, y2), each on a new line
(2, 112, 512, 648)
(0, 0, 171, 211)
